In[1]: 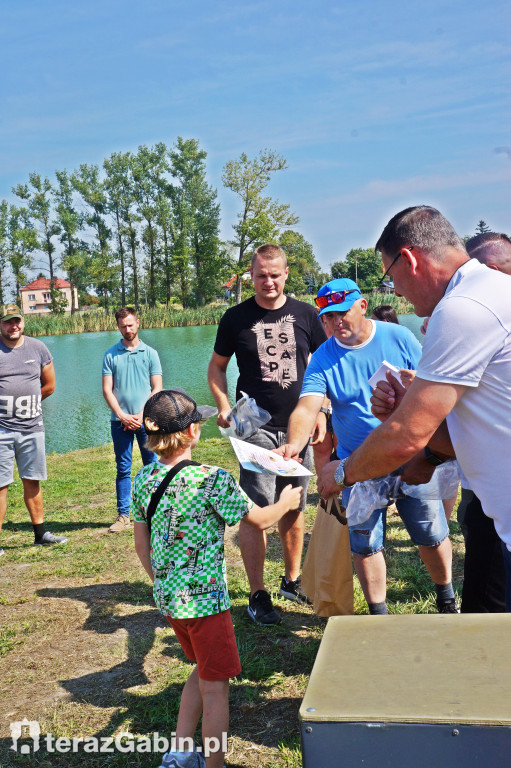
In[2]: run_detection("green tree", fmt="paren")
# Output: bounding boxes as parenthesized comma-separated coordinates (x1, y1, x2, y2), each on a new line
(330, 260, 347, 279)
(154, 176, 177, 307)
(104, 151, 142, 308)
(279, 230, 322, 294)
(0, 201, 9, 304)
(345, 248, 381, 290)
(7, 206, 37, 304)
(131, 144, 169, 307)
(170, 137, 223, 305)
(475, 220, 491, 234)
(71, 164, 116, 311)
(13, 174, 62, 312)
(222, 149, 298, 303)
(54, 169, 88, 312)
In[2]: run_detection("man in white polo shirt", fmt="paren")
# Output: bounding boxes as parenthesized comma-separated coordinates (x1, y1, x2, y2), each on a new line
(316, 206, 511, 610)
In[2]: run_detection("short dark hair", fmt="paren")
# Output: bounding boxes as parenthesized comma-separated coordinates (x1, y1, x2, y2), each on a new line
(115, 306, 138, 323)
(466, 232, 511, 273)
(375, 206, 466, 259)
(371, 304, 399, 324)
(251, 244, 287, 269)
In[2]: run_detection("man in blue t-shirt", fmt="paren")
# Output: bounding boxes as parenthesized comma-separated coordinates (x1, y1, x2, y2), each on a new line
(102, 307, 162, 532)
(278, 279, 457, 615)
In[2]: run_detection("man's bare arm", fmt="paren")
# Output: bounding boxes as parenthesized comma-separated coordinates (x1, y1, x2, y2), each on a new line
(319, 378, 466, 497)
(207, 351, 233, 428)
(132, 373, 163, 427)
(40, 361, 56, 400)
(102, 375, 140, 430)
(275, 395, 324, 460)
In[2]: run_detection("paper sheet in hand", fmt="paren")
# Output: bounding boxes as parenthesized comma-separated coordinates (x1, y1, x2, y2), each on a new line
(368, 360, 404, 389)
(229, 437, 312, 476)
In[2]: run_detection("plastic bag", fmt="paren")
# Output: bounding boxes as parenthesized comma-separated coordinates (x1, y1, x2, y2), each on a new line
(218, 391, 271, 440)
(345, 474, 401, 526)
(401, 459, 460, 499)
(345, 461, 460, 526)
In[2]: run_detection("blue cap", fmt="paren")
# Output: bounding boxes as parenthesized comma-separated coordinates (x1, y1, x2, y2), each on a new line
(316, 278, 362, 317)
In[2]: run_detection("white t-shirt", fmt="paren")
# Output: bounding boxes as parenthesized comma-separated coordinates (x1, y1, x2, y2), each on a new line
(417, 259, 511, 548)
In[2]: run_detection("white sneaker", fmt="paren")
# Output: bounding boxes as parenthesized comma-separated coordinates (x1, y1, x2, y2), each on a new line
(159, 752, 205, 768)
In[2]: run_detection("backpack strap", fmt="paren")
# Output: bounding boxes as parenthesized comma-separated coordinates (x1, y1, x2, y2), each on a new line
(146, 460, 200, 535)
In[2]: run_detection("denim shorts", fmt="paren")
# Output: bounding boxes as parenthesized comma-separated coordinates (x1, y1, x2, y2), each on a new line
(239, 427, 311, 512)
(0, 428, 47, 486)
(342, 485, 449, 556)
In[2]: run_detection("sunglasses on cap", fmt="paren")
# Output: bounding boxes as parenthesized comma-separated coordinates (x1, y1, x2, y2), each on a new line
(314, 289, 359, 309)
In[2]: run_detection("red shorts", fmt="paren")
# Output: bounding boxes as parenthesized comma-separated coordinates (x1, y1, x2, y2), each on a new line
(166, 610, 241, 681)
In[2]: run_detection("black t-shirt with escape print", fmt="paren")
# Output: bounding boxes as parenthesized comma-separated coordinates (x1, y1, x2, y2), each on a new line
(214, 296, 326, 432)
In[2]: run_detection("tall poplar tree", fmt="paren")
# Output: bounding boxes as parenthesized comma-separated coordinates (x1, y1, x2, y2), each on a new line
(54, 169, 87, 312)
(13, 174, 62, 311)
(131, 144, 169, 307)
(104, 152, 142, 308)
(0, 201, 9, 305)
(71, 164, 116, 311)
(7, 206, 37, 305)
(170, 137, 222, 305)
(222, 149, 298, 303)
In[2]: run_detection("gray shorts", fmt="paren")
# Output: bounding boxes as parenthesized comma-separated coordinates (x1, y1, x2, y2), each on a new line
(0, 428, 47, 486)
(239, 428, 311, 512)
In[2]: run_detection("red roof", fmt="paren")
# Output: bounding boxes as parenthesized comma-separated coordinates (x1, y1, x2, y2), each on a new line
(21, 278, 71, 292)
(222, 275, 237, 289)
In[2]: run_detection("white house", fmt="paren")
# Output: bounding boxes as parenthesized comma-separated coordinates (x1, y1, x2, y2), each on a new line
(20, 278, 78, 314)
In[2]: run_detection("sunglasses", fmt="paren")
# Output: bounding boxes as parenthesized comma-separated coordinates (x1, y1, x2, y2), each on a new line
(314, 289, 359, 309)
(380, 246, 414, 284)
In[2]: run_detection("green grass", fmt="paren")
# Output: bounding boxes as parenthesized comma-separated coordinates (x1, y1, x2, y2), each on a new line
(0, 439, 463, 767)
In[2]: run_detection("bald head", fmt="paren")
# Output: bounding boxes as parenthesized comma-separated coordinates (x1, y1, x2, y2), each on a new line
(466, 233, 511, 276)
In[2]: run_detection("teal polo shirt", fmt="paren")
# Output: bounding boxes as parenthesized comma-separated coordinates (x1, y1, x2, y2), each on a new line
(102, 339, 162, 420)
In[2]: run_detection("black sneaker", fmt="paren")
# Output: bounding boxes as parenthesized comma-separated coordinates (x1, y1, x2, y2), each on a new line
(279, 575, 312, 606)
(437, 597, 460, 614)
(34, 531, 68, 546)
(247, 589, 281, 625)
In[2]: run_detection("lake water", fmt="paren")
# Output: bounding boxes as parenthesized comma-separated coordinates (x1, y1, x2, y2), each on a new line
(42, 314, 424, 454)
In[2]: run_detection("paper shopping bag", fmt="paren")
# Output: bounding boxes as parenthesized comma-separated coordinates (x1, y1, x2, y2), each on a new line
(302, 498, 354, 616)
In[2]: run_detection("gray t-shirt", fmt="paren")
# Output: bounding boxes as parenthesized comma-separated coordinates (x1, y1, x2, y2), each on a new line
(0, 336, 53, 433)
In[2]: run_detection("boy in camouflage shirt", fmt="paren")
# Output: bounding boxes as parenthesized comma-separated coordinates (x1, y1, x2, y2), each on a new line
(132, 389, 301, 768)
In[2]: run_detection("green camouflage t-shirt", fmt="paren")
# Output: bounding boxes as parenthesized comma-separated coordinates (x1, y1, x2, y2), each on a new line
(131, 461, 254, 619)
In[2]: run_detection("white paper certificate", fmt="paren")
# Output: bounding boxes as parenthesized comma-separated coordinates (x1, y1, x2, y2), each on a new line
(229, 437, 312, 477)
(368, 360, 405, 389)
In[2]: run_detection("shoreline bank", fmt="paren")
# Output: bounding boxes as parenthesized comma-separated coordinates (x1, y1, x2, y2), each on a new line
(25, 294, 413, 337)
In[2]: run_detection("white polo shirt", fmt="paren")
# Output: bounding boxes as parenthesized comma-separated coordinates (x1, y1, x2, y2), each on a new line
(417, 259, 511, 549)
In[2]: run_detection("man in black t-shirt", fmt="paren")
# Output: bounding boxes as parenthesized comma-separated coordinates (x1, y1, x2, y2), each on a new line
(208, 244, 326, 624)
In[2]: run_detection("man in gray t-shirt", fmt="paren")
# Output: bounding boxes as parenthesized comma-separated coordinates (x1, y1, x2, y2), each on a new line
(0, 304, 67, 555)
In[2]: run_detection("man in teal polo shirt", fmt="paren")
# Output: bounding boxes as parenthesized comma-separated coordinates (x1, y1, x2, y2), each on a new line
(102, 307, 162, 532)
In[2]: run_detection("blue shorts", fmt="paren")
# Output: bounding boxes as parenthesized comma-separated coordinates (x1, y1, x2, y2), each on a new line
(342, 486, 449, 556)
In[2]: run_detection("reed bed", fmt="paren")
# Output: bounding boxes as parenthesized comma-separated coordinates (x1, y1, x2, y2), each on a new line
(24, 304, 228, 337)
(24, 293, 414, 338)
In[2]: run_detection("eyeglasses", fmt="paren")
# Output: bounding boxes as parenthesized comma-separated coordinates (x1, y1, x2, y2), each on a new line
(380, 246, 413, 284)
(314, 289, 359, 309)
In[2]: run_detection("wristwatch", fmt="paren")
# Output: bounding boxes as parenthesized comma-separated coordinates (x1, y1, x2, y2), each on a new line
(319, 406, 330, 416)
(424, 446, 446, 467)
(334, 457, 352, 489)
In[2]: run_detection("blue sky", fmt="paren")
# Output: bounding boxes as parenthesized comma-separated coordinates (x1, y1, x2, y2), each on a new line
(1, 0, 509, 272)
